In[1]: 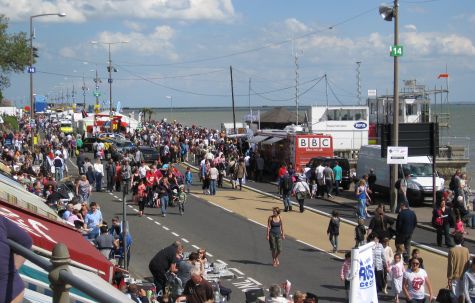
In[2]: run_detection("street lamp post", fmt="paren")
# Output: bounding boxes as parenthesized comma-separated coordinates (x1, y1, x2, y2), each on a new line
(166, 95, 173, 118)
(379, 0, 399, 212)
(91, 40, 128, 121)
(29, 13, 66, 147)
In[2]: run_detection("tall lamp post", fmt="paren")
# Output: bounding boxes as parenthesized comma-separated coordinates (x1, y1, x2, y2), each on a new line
(91, 40, 128, 119)
(166, 95, 173, 118)
(29, 12, 66, 147)
(379, 0, 399, 212)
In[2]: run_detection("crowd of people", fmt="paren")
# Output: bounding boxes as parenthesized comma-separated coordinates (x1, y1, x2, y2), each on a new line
(2, 113, 475, 303)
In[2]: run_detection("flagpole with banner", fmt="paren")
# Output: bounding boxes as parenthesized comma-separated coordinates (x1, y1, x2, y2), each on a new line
(349, 241, 378, 303)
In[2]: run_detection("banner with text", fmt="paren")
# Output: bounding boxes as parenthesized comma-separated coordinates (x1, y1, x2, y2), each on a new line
(349, 242, 378, 303)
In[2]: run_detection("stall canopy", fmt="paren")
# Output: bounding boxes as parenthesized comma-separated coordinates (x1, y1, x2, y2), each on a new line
(261, 137, 285, 145)
(248, 135, 270, 144)
(0, 201, 114, 282)
(259, 107, 306, 130)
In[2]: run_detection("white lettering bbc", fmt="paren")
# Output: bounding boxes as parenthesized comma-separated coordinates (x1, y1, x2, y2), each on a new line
(298, 137, 331, 149)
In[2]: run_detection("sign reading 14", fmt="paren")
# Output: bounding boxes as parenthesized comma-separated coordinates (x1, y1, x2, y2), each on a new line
(390, 45, 403, 57)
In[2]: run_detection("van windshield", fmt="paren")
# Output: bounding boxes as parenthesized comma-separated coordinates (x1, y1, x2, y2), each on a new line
(402, 163, 433, 177)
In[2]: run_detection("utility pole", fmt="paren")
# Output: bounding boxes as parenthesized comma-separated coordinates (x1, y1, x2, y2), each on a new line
(294, 49, 301, 125)
(248, 78, 253, 124)
(230, 66, 236, 135)
(82, 74, 87, 109)
(356, 61, 362, 105)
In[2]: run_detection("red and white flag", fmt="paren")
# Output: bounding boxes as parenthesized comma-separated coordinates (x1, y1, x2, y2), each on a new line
(437, 73, 449, 79)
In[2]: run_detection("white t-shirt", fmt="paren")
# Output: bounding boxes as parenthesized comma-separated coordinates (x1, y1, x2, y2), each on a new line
(403, 268, 428, 300)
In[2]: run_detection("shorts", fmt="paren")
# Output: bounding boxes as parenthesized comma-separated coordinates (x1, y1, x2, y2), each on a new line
(268, 233, 281, 253)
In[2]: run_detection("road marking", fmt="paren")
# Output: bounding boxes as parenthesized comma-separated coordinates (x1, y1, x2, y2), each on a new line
(247, 218, 267, 228)
(205, 252, 213, 257)
(192, 244, 200, 250)
(109, 192, 114, 196)
(154, 221, 161, 226)
(68, 159, 78, 169)
(412, 242, 448, 256)
(229, 268, 244, 275)
(296, 239, 344, 260)
(147, 217, 153, 221)
(172, 232, 180, 237)
(128, 205, 133, 208)
(206, 200, 234, 213)
(113, 196, 119, 199)
(181, 238, 189, 243)
(162, 226, 170, 231)
(232, 277, 262, 292)
(132, 209, 138, 212)
(216, 259, 227, 265)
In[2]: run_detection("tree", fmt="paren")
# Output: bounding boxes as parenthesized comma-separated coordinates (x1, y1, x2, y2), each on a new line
(141, 108, 154, 122)
(0, 15, 31, 98)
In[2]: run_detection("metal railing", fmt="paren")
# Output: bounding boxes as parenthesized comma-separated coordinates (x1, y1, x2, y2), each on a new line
(438, 136, 470, 159)
(8, 239, 129, 303)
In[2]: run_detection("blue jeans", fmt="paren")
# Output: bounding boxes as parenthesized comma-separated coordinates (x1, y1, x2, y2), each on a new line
(282, 193, 291, 210)
(95, 172, 103, 191)
(160, 195, 169, 215)
(54, 167, 64, 181)
(209, 179, 217, 195)
(334, 180, 340, 196)
(329, 234, 339, 251)
(358, 198, 366, 219)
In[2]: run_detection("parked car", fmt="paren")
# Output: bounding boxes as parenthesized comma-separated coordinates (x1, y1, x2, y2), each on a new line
(306, 156, 351, 190)
(115, 140, 136, 153)
(138, 146, 160, 163)
(81, 137, 115, 152)
(98, 132, 127, 141)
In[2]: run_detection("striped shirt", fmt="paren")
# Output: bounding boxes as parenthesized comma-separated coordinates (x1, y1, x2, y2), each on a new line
(372, 243, 387, 271)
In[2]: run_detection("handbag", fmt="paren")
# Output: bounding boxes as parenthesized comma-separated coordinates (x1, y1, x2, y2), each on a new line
(296, 191, 305, 200)
(436, 288, 451, 303)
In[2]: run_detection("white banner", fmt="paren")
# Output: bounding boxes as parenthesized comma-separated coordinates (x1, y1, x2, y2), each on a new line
(349, 242, 378, 303)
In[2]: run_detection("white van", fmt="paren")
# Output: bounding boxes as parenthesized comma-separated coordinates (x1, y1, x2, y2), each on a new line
(356, 145, 444, 205)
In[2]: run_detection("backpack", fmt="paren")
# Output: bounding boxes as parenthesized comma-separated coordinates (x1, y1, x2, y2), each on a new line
(449, 175, 456, 191)
(54, 158, 63, 168)
(395, 179, 401, 190)
(282, 174, 292, 191)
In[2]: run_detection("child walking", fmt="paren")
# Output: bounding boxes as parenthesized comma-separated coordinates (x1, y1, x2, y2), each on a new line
(388, 253, 404, 303)
(340, 251, 351, 303)
(327, 210, 340, 253)
(184, 166, 193, 193)
(354, 218, 366, 248)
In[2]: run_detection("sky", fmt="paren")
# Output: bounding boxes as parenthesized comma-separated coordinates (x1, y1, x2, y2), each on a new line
(2, 0, 475, 110)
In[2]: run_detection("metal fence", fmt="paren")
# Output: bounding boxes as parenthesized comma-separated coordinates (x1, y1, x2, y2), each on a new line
(8, 239, 131, 303)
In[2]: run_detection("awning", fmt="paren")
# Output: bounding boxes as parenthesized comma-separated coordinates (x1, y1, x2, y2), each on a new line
(248, 135, 269, 144)
(261, 137, 285, 145)
(0, 201, 114, 282)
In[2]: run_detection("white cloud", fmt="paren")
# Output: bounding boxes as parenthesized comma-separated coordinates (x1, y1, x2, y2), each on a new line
(404, 24, 417, 31)
(403, 32, 475, 56)
(284, 18, 309, 33)
(58, 47, 76, 58)
(95, 26, 178, 59)
(1, 0, 235, 23)
(123, 20, 145, 32)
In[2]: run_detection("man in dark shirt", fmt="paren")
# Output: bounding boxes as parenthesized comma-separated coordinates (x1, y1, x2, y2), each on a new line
(149, 241, 183, 294)
(395, 203, 417, 262)
(176, 267, 214, 303)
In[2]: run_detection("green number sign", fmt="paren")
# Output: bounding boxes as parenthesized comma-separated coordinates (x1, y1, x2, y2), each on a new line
(390, 45, 403, 57)
(93, 91, 101, 97)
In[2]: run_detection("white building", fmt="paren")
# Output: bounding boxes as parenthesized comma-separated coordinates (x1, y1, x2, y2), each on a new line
(308, 106, 369, 155)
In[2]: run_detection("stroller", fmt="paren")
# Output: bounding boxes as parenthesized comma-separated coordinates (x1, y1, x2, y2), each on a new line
(171, 185, 187, 215)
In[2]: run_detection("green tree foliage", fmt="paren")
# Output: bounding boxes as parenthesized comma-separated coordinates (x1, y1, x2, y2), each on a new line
(0, 15, 31, 96)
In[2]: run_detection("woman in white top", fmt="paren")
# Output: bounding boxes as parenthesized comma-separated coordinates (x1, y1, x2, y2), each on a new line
(292, 175, 311, 213)
(93, 159, 104, 192)
(208, 163, 219, 195)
